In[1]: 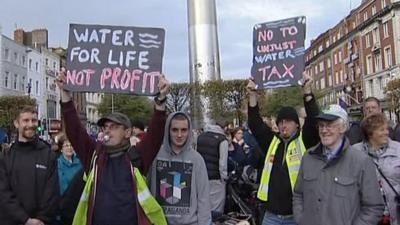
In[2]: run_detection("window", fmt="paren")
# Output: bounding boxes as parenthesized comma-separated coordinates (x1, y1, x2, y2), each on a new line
(333, 36, 336, 43)
(314, 65, 318, 75)
(328, 74, 332, 86)
(321, 77, 326, 89)
(382, 0, 387, 8)
(29, 59, 32, 70)
(335, 72, 339, 85)
(367, 55, 373, 74)
(45, 58, 49, 66)
(372, 5, 376, 15)
(4, 49, 9, 61)
(340, 71, 344, 83)
(369, 80, 374, 96)
(319, 61, 324, 72)
(366, 34, 371, 48)
(46, 77, 49, 89)
(339, 51, 342, 62)
(375, 54, 382, 72)
(327, 58, 331, 68)
(334, 53, 338, 65)
(13, 74, 18, 90)
(378, 77, 383, 90)
(383, 22, 389, 38)
(14, 52, 18, 63)
(4, 72, 9, 88)
(326, 40, 330, 47)
(22, 56, 26, 66)
(53, 62, 56, 69)
(384, 47, 392, 68)
(35, 80, 39, 95)
(372, 27, 380, 44)
(21, 76, 25, 91)
(364, 12, 368, 21)
(35, 62, 39, 72)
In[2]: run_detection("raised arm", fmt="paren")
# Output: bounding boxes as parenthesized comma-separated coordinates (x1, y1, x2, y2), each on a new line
(135, 74, 169, 174)
(56, 69, 96, 172)
(301, 73, 320, 148)
(247, 79, 274, 151)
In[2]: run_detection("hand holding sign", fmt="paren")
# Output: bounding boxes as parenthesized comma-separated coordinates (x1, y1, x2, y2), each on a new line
(302, 72, 313, 94)
(56, 68, 72, 103)
(247, 78, 258, 107)
(158, 74, 170, 99)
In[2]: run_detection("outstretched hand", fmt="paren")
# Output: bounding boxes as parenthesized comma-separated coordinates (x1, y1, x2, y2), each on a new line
(158, 74, 170, 99)
(302, 72, 313, 94)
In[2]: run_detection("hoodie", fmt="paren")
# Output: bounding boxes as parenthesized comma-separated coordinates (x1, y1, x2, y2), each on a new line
(150, 112, 212, 225)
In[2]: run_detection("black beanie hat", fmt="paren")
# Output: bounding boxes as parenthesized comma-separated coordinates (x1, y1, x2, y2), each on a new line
(276, 106, 300, 125)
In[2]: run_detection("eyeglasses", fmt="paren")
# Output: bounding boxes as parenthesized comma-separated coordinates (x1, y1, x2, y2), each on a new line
(317, 121, 340, 130)
(102, 123, 123, 131)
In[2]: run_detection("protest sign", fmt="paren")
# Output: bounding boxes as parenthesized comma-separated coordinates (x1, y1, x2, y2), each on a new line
(65, 24, 165, 95)
(251, 16, 306, 89)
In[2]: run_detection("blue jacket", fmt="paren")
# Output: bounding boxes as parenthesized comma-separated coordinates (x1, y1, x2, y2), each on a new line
(57, 154, 82, 195)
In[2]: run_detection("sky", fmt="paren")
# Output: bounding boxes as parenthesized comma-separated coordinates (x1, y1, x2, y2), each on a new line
(0, 0, 362, 83)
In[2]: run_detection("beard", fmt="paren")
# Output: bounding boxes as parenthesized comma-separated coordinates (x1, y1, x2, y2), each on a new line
(21, 127, 37, 140)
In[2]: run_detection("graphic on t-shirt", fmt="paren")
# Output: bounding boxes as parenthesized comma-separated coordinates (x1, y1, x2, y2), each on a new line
(156, 160, 193, 214)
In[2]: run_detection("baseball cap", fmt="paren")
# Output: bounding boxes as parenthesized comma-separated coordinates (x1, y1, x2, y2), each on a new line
(316, 104, 348, 121)
(97, 112, 132, 128)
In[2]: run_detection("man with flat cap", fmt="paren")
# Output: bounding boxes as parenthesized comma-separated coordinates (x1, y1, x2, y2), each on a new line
(247, 73, 320, 225)
(56, 71, 169, 225)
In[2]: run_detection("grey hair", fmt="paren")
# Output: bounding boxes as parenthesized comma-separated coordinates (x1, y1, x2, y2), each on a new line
(337, 118, 349, 132)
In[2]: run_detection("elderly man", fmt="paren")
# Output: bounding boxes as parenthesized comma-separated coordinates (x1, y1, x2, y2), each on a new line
(293, 104, 384, 225)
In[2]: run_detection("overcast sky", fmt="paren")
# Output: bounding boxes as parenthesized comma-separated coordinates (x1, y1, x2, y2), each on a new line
(0, 0, 361, 82)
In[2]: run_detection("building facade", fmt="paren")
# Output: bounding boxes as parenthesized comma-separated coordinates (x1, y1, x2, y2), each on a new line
(305, 0, 400, 120)
(0, 34, 28, 96)
(26, 48, 46, 119)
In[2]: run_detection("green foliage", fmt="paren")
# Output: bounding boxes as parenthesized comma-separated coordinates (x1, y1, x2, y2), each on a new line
(259, 86, 304, 117)
(97, 94, 153, 125)
(0, 95, 36, 133)
(202, 79, 248, 125)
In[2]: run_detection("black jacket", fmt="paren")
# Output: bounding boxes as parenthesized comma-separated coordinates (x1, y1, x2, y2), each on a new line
(248, 94, 320, 216)
(0, 138, 59, 225)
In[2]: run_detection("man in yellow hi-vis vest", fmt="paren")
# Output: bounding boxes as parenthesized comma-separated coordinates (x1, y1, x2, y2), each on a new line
(247, 73, 320, 225)
(57, 70, 169, 225)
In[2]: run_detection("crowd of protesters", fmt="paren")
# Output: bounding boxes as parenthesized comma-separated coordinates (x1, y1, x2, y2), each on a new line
(0, 70, 399, 225)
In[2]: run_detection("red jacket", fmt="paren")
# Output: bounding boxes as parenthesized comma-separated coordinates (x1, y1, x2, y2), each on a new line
(61, 101, 166, 225)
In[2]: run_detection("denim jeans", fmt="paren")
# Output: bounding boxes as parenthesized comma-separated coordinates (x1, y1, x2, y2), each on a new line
(262, 211, 297, 225)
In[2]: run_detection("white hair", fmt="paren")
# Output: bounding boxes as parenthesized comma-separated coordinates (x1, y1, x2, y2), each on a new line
(337, 118, 349, 133)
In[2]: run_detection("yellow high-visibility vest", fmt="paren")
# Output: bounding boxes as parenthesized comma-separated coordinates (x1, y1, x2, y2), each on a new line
(72, 155, 167, 225)
(257, 134, 306, 201)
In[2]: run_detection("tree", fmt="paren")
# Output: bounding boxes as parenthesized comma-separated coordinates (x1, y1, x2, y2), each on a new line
(97, 94, 153, 125)
(259, 86, 304, 117)
(385, 78, 400, 121)
(202, 79, 248, 125)
(166, 83, 193, 113)
(0, 96, 36, 139)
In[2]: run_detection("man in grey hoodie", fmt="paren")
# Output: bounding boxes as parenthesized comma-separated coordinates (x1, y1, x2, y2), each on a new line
(150, 112, 212, 225)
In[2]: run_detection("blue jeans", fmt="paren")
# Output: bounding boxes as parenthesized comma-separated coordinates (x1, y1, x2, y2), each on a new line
(262, 211, 297, 225)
